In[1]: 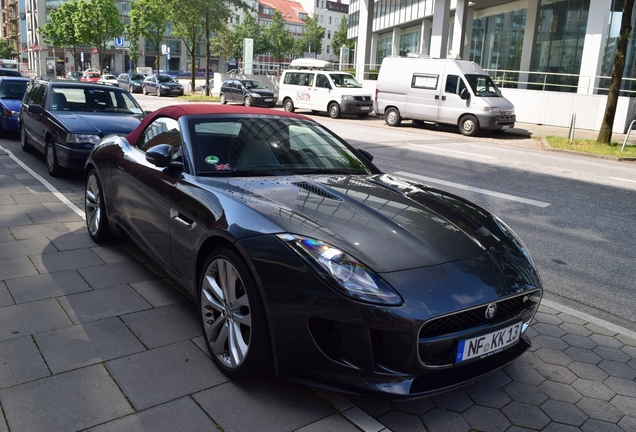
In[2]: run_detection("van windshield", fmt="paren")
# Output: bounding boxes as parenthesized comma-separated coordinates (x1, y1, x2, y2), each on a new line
(329, 73, 362, 88)
(465, 75, 502, 97)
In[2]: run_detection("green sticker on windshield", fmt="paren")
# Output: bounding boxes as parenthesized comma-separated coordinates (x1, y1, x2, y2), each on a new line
(205, 155, 220, 164)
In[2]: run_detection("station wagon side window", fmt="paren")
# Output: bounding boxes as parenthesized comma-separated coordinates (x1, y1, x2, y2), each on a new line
(137, 117, 182, 154)
(411, 74, 438, 90)
(26, 83, 46, 106)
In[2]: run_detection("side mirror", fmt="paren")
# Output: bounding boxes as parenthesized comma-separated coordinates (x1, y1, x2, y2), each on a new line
(460, 88, 470, 100)
(357, 148, 374, 162)
(146, 144, 174, 167)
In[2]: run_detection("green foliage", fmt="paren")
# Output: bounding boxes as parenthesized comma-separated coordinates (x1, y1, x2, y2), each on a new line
(332, 16, 354, 53)
(233, 13, 269, 61)
(294, 15, 325, 57)
(40, 0, 85, 66)
(211, 25, 239, 61)
(129, 0, 169, 72)
(546, 136, 636, 157)
(263, 11, 294, 62)
(0, 40, 18, 60)
(168, 0, 205, 90)
(74, 0, 123, 71)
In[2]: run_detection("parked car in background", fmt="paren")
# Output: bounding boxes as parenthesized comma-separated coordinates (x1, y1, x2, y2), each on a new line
(19, 80, 145, 176)
(142, 74, 184, 96)
(219, 79, 277, 107)
(0, 77, 30, 135)
(81, 72, 101, 83)
(65, 71, 83, 81)
(83, 103, 542, 398)
(117, 73, 145, 93)
(0, 68, 22, 77)
(97, 74, 118, 86)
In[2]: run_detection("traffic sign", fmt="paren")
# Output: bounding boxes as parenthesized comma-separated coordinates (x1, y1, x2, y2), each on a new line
(114, 37, 124, 47)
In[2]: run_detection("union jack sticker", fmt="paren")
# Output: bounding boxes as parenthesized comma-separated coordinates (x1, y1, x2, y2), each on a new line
(215, 163, 231, 171)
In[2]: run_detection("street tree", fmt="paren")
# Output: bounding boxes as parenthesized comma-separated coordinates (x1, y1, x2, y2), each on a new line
(128, 0, 169, 73)
(40, 0, 85, 70)
(211, 25, 240, 68)
(168, 0, 205, 92)
(74, 0, 123, 71)
(264, 11, 294, 63)
(233, 13, 269, 62)
(332, 16, 354, 54)
(598, 0, 634, 144)
(0, 40, 18, 60)
(294, 15, 324, 57)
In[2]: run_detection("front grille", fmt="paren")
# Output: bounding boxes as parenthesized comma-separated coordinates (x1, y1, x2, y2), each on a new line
(354, 95, 372, 101)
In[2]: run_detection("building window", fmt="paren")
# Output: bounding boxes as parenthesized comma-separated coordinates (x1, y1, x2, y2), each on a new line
(327, 30, 331, 39)
(327, 44, 330, 54)
(328, 16, 332, 24)
(399, 31, 419, 56)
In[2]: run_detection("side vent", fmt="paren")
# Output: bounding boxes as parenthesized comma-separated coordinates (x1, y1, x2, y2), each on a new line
(294, 181, 343, 201)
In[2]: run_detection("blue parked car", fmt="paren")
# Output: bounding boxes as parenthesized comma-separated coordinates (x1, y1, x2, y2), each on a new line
(0, 77, 30, 136)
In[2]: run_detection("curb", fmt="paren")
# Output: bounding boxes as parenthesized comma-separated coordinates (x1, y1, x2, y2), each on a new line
(541, 137, 636, 162)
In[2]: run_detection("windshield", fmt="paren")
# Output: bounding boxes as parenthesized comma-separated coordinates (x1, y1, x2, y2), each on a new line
(130, 74, 145, 80)
(49, 87, 144, 115)
(465, 75, 502, 97)
(158, 75, 176, 83)
(328, 73, 362, 88)
(242, 80, 265, 89)
(188, 115, 371, 176)
(0, 80, 28, 99)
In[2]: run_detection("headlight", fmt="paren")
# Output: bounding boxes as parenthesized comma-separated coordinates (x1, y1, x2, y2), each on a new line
(493, 215, 534, 265)
(341, 95, 354, 101)
(484, 107, 500, 113)
(66, 133, 101, 146)
(251, 93, 261, 97)
(277, 234, 403, 306)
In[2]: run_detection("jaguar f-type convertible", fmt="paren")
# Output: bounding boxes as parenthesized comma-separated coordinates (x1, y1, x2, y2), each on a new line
(84, 104, 542, 398)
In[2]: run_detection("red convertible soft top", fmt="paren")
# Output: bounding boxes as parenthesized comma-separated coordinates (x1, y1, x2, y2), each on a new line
(125, 104, 307, 147)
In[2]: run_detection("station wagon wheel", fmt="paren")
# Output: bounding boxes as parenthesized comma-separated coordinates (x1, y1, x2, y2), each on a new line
(142, 85, 147, 95)
(459, 115, 479, 136)
(128, 84, 134, 93)
(244, 96, 252, 107)
(328, 102, 341, 119)
(45, 138, 62, 177)
(85, 169, 111, 242)
(20, 127, 32, 152)
(156, 87, 162, 97)
(220, 93, 227, 105)
(283, 98, 295, 112)
(385, 107, 402, 126)
(199, 248, 272, 379)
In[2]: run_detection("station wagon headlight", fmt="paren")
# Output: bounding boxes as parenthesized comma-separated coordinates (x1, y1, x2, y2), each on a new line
(341, 95, 354, 101)
(277, 234, 403, 306)
(66, 133, 101, 146)
(484, 107, 500, 113)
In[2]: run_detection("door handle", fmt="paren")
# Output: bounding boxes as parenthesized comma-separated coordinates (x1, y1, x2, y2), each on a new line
(170, 208, 196, 229)
(442, 95, 446, 101)
(435, 95, 439, 100)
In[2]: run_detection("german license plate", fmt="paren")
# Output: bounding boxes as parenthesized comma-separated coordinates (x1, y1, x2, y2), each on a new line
(501, 125, 512, 130)
(456, 322, 521, 364)
(264, 98, 273, 102)
(360, 106, 370, 110)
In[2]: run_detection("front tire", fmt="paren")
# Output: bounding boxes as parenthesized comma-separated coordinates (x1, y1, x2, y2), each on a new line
(459, 115, 480, 136)
(20, 126, 32, 152)
(156, 88, 162, 97)
(45, 139, 62, 177)
(244, 96, 252, 107)
(199, 248, 272, 379)
(142, 86, 148, 95)
(85, 169, 111, 243)
(328, 102, 341, 119)
(220, 93, 227, 105)
(385, 107, 402, 126)
(283, 98, 295, 112)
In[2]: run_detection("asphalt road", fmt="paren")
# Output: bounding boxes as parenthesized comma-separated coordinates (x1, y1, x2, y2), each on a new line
(8, 94, 636, 332)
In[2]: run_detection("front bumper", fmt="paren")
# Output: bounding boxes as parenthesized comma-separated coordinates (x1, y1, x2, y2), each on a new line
(341, 98, 373, 115)
(239, 235, 542, 398)
(160, 87, 184, 96)
(477, 113, 516, 131)
(55, 142, 92, 170)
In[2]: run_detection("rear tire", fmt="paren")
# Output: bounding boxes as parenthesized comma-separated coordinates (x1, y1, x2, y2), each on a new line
(385, 107, 402, 126)
(283, 98, 295, 112)
(459, 115, 479, 136)
(199, 247, 272, 379)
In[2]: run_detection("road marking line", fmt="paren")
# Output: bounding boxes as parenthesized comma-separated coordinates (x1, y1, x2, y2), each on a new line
(395, 171, 551, 208)
(609, 176, 636, 184)
(406, 143, 497, 159)
(0, 145, 86, 219)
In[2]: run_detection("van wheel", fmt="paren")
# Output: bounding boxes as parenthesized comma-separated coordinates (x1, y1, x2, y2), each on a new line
(328, 102, 341, 119)
(283, 99, 295, 112)
(459, 115, 479, 136)
(357, 113, 369, 119)
(385, 107, 402, 126)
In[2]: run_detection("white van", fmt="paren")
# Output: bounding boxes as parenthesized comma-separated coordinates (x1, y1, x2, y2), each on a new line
(374, 56, 515, 136)
(279, 59, 373, 119)
(0, 59, 18, 70)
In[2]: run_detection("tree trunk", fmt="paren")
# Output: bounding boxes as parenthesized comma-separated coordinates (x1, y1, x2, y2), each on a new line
(598, 0, 634, 144)
(205, 13, 211, 97)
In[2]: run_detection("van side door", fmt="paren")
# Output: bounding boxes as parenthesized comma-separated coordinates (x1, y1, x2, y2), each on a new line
(437, 74, 470, 126)
(294, 72, 315, 110)
(405, 73, 441, 122)
(311, 73, 332, 112)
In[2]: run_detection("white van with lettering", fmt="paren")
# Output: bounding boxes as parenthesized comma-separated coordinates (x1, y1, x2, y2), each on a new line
(374, 55, 515, 136)
(279, 59, 373, 119)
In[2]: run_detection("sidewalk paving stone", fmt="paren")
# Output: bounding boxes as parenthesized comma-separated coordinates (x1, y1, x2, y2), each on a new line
(0, 298, 72, 342)
(5, 269, 90, 303)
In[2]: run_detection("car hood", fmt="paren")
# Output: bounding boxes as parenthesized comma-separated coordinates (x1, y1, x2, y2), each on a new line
(249, 89, 276, 97)
(1, 98, 21, 111)
(55, 112, 143, 136)
(203, 173, 512, 272)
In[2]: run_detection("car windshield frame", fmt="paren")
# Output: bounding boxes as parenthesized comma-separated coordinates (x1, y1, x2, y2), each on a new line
(465, 74, 503, 97)
(49, 86, 144, 115)
(185, 114, 373, 177)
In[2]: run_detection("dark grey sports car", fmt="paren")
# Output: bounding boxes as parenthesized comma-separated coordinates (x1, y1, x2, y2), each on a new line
(84, 104, 542, 398)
